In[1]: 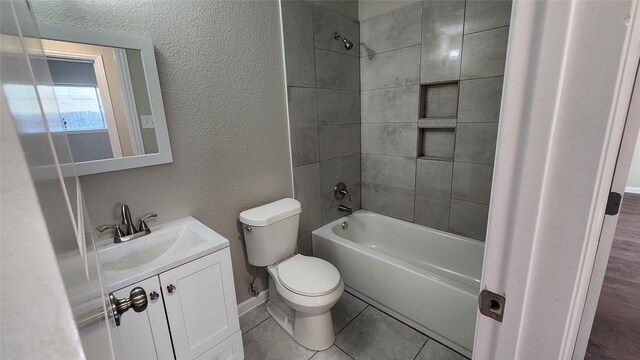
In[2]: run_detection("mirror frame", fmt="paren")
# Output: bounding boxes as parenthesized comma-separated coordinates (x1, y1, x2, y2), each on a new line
(38, 24, 173, 175)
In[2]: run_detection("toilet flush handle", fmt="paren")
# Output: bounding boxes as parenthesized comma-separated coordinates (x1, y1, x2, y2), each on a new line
(243, 225, 252, 232)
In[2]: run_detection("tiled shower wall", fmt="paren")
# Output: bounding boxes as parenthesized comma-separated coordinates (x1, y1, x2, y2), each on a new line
(359, 0, 511, 240)
(281, 1, 361, 255)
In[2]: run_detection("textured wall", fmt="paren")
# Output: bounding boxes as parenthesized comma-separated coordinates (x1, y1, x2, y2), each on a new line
(33, 0, 293, 303)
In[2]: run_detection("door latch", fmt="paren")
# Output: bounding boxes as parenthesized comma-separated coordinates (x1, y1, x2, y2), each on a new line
(605, 192, 622, 215)
(478, 289, 506, 322)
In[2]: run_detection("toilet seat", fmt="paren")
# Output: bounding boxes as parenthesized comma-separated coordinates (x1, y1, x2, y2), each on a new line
(277, 255, 341, 296)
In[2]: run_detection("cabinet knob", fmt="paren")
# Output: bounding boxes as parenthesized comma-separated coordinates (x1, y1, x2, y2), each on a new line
(167, 284, 176, 294)
(149, 291, 159, 301)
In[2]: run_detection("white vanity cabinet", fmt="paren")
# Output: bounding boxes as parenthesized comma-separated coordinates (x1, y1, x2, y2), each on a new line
(112, 248, 243, 360)
(111, 277, 174, 360)
(161, 248, 242, 360)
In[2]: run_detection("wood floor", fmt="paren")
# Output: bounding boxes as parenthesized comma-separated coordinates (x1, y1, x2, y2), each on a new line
(586, 193, 640, 360)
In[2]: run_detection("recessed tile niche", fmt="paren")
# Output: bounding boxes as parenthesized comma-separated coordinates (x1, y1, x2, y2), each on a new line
(419, 82, 459, 160)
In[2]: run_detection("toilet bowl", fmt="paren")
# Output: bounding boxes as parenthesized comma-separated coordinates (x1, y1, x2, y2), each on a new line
(239, 198, 344, 351)
(265, 255, 344, 350)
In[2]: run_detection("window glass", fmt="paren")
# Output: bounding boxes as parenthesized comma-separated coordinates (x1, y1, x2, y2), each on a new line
(53, 85, 107, 131)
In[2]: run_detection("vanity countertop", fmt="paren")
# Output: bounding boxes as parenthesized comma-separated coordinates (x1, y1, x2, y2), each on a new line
(98, 216, 229, 293)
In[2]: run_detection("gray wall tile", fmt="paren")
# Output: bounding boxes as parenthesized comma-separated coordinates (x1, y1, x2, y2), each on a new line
(452, 162, 493, 204)
(449, 199, 489, 240)
(317, 89, 361, 125)
(361, 154, 416, 190)
(313, 5, 360, 57)
(415, 159, 453, 231)
(293, 162, 322, 235)
(313, 5, 360, 56)
(298, 233, 313, 256)
(282, 1, 316, 87)
(461, 27, 509, 79)
(458, 77, 503, 122)
(316, 49, 360, 90)
(420, 0, 465, 83)
(362, 123, 418, 157)
(319, 124, 361, 160)
(320, 154, 361, 194)
(361, 182, 415, 221)
(454, 123, 498, 164)
(321, 182, 361, 224)
(422, 128, 456, 159)
(464, 0, 512, 34)
(360, 2, 422, 56)
(426, 83, 459, 118)
(361, 45, 420, 90)
(288, 87, 319, 166)
(362, 86, 419, 123)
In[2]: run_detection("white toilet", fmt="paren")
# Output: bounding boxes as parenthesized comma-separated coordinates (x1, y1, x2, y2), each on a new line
(240, 198, 344, 351)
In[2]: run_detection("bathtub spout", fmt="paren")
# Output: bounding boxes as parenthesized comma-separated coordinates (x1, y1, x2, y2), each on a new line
(338, 205, 353, 215)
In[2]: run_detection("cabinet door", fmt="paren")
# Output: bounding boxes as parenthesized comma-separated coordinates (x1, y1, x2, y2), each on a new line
(160, 249, 240, 360)
(195, 331, 243, 360)
(111, 277, 174, 360)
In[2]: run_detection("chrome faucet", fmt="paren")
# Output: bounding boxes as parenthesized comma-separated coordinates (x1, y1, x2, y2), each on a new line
(98, 204, 157, 243)
(121, 204, 137, 235)
(338, 205, 353, 215)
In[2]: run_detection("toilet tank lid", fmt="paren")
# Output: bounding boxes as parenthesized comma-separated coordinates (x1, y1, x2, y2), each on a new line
(239, 198, 301, 226)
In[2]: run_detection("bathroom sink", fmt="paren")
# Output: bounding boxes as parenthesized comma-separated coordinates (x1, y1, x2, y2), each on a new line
(98, 216, 229, 292)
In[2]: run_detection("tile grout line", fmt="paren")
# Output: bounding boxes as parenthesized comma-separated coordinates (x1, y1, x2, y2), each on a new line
(463, 24, 510, 37)
(333, 343, 357, 360)
(335, 304, 369, 337)
(450, 196, 490, 206)
(241, 314, 271, 337)
(362, 83, 422, 92)
(359, 42, 422, 59)
(361, 181, 415, 193)
(414, 0, 424, 226)
(361, 83, 420, 92)
(332, 304, 370, 359)
(315, 46, 361, 59)
(413, 338, 430, 360)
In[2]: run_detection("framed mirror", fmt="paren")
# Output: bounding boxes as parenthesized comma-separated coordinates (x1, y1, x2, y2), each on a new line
(38, 24, 172, 175)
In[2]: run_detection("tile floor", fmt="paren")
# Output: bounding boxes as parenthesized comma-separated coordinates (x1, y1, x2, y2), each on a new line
(240, 291, 469, 360)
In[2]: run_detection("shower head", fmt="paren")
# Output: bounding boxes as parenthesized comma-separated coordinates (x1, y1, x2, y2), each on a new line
(333, 32, 354, 51)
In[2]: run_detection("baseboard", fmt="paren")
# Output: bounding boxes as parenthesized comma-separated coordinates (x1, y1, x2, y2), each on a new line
(237, 289, 269, 316)
(625, 186, 640, 194)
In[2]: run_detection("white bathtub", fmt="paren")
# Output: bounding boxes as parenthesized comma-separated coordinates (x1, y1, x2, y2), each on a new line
(312, 210, 484, 357)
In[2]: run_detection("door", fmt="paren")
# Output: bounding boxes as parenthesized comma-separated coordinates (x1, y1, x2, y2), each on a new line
(111, 277, 174, 360)
(572, 66, 640, 359)
(0, 1, 123, 357)
(472, 0, 640, 358)
(160, 249, 240, 359)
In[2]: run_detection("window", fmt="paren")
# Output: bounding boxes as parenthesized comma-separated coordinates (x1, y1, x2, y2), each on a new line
(47, 57, 108, 132)
(53, 85, 107, 131)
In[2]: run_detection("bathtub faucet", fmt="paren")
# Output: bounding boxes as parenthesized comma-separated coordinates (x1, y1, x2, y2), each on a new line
(338, 205, 353, 215)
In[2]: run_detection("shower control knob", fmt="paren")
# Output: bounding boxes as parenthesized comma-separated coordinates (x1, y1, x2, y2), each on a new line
(167, 284, 176, 294)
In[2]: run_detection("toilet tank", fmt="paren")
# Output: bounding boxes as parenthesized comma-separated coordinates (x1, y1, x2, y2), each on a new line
(239, 198, 301, 267)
